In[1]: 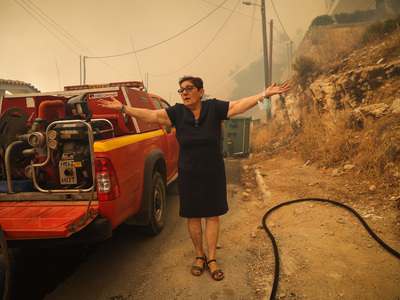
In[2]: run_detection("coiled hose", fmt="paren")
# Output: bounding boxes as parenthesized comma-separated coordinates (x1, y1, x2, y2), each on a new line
(262, 198, 400, 300)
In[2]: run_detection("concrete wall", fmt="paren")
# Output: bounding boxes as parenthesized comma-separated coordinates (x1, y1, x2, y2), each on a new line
(280, 22, 370, 82)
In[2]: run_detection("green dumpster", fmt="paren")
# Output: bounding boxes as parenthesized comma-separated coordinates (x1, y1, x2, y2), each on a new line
(222, 116, 252, 157)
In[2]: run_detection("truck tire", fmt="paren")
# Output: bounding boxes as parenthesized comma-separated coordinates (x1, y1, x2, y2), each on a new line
(138, 171, 166, 235)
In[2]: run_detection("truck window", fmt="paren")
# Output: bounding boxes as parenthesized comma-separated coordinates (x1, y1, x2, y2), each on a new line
(151, 97, 163, 110)
(160, 99, 171, 108)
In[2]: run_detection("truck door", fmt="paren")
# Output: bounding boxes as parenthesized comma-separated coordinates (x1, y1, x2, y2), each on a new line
(151, 97, 179, 178)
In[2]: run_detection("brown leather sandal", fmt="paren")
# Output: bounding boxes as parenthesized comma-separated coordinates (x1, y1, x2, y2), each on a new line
(191, 256, 206, 276)
(206, 259, 224, 281)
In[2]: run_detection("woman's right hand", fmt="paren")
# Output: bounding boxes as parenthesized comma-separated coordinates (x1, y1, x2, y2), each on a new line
(97, 97, 123, 111)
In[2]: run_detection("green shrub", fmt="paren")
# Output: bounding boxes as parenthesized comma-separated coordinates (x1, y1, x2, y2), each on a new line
(292, 56, 317, 86)
(334, 10, 375, 24)
(310, 15, 334, 27)
(361, 14, 400, 44)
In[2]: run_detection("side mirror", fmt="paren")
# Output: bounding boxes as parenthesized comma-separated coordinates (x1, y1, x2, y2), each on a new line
(164, 126, 171, 134)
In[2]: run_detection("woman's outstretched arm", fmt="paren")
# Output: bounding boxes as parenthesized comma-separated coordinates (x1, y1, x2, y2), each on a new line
(98, 97, 172, 127)
(227, 83, 290, 118)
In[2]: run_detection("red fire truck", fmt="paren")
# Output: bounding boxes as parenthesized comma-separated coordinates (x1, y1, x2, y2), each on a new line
(0, 81, 179, 247)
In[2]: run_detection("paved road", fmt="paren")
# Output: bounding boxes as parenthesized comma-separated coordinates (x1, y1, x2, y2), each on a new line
(5, 159, 248, 300)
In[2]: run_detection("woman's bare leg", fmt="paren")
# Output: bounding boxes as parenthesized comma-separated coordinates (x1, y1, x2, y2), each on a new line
(187, 218, 206, 275)
(205, 216, 223, 279)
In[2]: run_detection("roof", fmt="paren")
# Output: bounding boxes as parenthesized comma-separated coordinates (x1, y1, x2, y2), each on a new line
(0, 78, 41, 95)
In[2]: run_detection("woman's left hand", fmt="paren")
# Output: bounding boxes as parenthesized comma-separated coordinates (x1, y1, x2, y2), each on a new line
(265, 83, 291, 98)
(97, 97, 123, 111)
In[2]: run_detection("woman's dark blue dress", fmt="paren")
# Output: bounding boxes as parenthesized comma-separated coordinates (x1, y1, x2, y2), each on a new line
(165, 99, 229, 218)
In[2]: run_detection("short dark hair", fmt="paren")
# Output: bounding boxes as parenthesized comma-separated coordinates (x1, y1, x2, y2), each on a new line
(179, 76, 203, 90)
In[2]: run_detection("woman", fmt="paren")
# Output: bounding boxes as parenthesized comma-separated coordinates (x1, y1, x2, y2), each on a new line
(98, 76, 290, 281)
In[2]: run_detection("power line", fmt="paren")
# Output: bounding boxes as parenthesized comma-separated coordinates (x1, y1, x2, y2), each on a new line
(210, 50, 263, 95)
(55, 60, 61, 90)
(246, 3, 257, 58)
(25, 0, 128, 80)
(270, 0, 293, 42)
(82, 55, 129, 82)
(130, 36, 144, 85)
(85, 0, 228, 59)
(149, 0, 241, 77)
(18, 0, 130, 81)
(24, 0, 94, 55)
(15, 0, 80, 56)
(201, 0, 260, 20)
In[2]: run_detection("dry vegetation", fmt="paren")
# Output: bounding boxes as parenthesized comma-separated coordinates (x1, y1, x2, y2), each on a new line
(244, 19, 400, 299)
(250, 26, 400, 200)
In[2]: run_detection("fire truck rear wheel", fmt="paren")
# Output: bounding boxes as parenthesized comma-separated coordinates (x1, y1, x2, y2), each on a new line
(143, 171, 166, 235)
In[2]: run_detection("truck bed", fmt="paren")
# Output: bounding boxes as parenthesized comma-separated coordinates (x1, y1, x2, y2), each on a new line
(0, 193, 99, 239)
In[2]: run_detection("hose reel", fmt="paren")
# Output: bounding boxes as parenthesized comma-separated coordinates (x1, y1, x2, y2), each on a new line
(0, 108, 31, 177)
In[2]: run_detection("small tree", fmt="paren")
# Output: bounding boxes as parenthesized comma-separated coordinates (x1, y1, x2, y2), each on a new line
(292, 56, 317, 87)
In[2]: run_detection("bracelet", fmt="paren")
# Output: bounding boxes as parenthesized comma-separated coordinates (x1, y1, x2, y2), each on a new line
(258, 91, 268, 103)
(120, 104, 126, 113)
(257, 91, 271, 111)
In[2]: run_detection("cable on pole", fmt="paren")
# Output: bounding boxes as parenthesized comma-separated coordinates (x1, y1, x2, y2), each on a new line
(85, 0, 228, 60)
(149, 0, 241, 77)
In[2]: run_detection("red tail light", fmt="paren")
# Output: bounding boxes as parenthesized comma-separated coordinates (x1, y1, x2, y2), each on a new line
(95, 157, 120, 201)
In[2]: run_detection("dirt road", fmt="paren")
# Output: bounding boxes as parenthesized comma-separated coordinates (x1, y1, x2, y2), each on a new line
(43, 158, 253, 299)
(3, 159, 250, 300)
(4, 154, 400, 299)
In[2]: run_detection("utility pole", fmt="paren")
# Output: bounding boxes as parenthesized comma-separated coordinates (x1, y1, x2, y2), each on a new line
(80, 55, 82, 85)
(83, 56, 87, 85)
(290, 40, 293, 73)
(242, 0, 271, 121)
(260, 0, 269, 91)
(267, 19, 273, 120)
(287, 43, 290, 75)
(269, 19, 273, 86)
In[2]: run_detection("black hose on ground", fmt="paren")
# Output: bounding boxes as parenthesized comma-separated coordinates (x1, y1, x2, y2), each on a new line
(0, 223, 11, 300)
(262, 198, 400, 300)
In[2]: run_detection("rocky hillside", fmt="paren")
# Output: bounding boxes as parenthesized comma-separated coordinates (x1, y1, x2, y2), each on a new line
(266, 26, 400, 201)
(281, 28, 400, 125)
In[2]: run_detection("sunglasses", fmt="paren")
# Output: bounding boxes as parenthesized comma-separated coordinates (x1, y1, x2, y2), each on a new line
(178, 85, 196, 95)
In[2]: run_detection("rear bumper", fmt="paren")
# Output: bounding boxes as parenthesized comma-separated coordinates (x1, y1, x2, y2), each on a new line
(6, 217, 113, 248)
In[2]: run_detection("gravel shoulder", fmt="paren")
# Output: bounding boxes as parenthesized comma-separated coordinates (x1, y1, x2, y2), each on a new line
(240, 151, 400, 299)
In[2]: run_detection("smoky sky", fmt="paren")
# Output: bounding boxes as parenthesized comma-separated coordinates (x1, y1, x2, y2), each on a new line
(1, 0, 325, 103)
